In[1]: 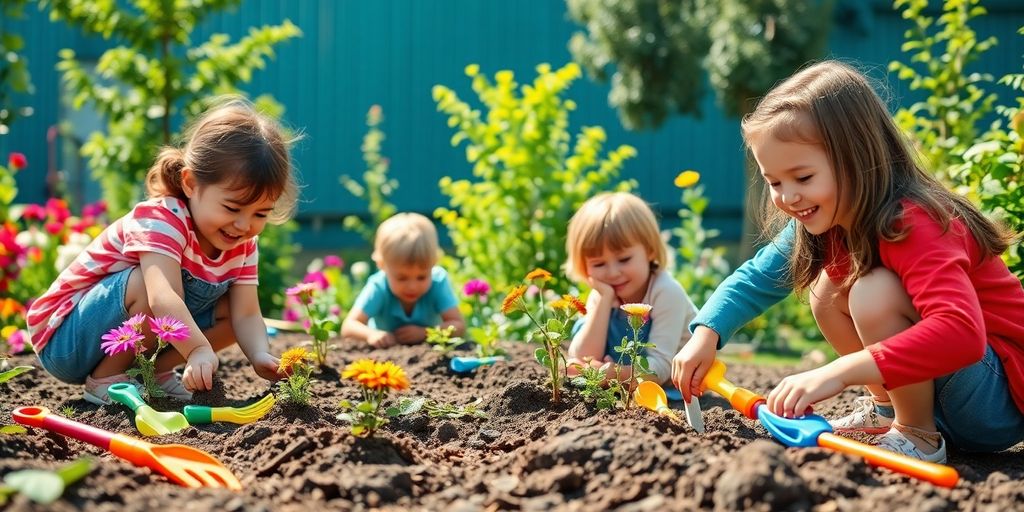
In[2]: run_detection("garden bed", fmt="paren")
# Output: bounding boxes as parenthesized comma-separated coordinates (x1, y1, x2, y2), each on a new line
(1, 334, 1022, 511)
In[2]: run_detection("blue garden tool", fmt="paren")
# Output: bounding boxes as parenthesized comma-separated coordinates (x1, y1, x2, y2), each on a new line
(703, 359, 959, 488)
(450, 356, 505, 373)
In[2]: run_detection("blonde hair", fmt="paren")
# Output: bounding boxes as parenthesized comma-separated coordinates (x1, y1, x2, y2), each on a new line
(742, 60, 1010, 292)
(565, 192, 667, 282)
(373, 213, 440, 269)
(145, 97, 299, 224)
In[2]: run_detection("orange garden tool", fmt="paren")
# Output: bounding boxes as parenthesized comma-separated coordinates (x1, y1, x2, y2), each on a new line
(13, 406, 241, 490)
(701, 359, 959, 488)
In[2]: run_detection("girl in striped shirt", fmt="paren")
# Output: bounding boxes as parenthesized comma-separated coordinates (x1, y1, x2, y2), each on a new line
(28, 98, 298, 404)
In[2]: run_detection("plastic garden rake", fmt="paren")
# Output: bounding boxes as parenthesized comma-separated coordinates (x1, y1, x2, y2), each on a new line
(700, 359, 959, 488)
(13, 407, 241, 490)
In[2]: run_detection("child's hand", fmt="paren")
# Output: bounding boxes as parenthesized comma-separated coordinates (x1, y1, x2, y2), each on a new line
(586, 276, 615, 302)
(250, 351, 284, 381)
(671, 326, 719, 403)
(766, 366, 844, 418)
(182, 346, 219, 392)
(394, 325, 426, 344)
(367, 330, 397, 348)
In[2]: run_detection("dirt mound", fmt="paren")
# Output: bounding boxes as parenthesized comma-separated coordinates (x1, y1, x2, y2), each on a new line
(1, 335, 1020, 510)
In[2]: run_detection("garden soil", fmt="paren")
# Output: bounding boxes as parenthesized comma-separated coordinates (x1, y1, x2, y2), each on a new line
(2, 335, 1022, 511)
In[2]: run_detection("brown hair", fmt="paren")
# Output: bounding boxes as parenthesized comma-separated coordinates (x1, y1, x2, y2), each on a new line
(372, 213, 440, 269)
(741, 60, 1010, 292)
(145, 97, 299, 223)
(565, 192, 667, 282)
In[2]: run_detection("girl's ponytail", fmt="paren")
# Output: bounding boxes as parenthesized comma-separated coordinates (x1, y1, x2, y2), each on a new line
(145, 147, 187, 199)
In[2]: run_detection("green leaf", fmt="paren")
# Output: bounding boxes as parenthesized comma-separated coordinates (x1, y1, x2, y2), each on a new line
(534, 348, 551, 366)
(3, 471, 63, 504)
(0, 366, 34, 384)
(396, 397, 426, 415)
(0, 425, 27, 435)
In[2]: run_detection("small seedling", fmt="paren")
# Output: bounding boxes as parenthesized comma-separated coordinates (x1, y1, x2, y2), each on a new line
(59, 405, 78, 418)
(425, 325, 464, 354)
(277, 347, 314, 405)
(0, 457, 94, 505)
(571, 363, 620, 410)
(398, 396, 488, 419)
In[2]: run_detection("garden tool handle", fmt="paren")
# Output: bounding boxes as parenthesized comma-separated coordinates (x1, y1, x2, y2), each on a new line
(108, 382, 147, 412)
(13, 406, 114, 450)
(182, 405, 213, 424)
(818, 432, 959, 488)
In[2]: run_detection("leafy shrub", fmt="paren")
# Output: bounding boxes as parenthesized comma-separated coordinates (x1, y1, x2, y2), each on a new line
(340, 105, 398, 245)
(432, 63, 636, 292)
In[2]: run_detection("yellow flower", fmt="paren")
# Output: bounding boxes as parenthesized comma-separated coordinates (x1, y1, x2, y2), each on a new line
(620, 303, 652, 318)
(501, 285, 528, 314)
(278, 347, 312, 373)
(343, 359, 410, 391)
(525, 268, 552, 283)
(674, 170, 700, 189)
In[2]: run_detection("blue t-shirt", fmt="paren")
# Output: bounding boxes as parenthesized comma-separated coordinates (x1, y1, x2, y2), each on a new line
(572, 309, 653, 366)
(352, 266, 459, 331)
(690, 221, 795, 347)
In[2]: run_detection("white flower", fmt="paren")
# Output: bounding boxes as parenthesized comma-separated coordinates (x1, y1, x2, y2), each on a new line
(15, 229, 48, 248)
(350, 261, 370, 280)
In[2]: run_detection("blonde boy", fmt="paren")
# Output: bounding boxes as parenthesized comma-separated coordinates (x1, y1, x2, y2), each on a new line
(341, 213, 465, 347)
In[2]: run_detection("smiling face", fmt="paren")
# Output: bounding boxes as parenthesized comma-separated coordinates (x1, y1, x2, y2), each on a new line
(749, 131, 848, 235)
(583, 243, 653, 304)
(182, 169, 277, 258)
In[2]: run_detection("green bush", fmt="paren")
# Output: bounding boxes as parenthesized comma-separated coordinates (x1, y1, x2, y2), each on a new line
(257, 221, 298, 317)
(432, 63, 636, 292)
(891, 1, 1023, 281)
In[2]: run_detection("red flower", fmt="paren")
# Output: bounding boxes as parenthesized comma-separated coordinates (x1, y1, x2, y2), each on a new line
(7, 152, 27, 171)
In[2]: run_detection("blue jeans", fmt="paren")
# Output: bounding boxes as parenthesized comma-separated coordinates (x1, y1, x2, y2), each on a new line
(38, 267, 227, 384)
(933, 344, 1024, 452)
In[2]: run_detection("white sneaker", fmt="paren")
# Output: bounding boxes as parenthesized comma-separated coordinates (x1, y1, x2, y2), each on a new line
(830, 396, 894, 434)
(156, 370, 193, 401)
(876, 424, 947, 463)
(83, 374, 143, 405)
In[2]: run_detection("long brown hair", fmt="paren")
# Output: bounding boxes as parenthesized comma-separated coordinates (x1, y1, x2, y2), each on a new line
(741, 60, 1010, 292)
(145, 97, 299, 223)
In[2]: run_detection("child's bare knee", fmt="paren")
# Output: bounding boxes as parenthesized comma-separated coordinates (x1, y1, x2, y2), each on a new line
(123, 267, 152, 316)
(848, 268, 914, 324)
(810, 270, 846, 320)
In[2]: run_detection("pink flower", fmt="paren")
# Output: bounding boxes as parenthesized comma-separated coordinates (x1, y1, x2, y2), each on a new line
(323, 255, 344, 268)
(125, 312, 147, 333)
(7, 329, 29, 354)
(462, 279, 490, 297)
(526, 285, 540, 299)
(45, 198, 71, 223)
(101, 325, 145, 356)
(286, 283, 318, 305)
(21, 204, 46, 221)
(44, 221, 63, 235)
(7, 152, 26, 171)
(149, 316, 189, 343)
(283, 308, 301, 322)
(302, 271, 329, 290)
(81, 200, 107, 218)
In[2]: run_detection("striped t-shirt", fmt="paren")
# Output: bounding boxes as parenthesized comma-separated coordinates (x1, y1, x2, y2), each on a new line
(27, 196, 259, 353)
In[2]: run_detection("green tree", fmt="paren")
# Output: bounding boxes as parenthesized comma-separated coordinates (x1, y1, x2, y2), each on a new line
(45, 0, 301, 215)
(567, 0, 833, 257)
(567, 0, 833, 129)
(0, 0, 34, 135)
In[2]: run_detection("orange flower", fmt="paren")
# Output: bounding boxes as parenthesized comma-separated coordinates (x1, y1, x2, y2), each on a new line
(525, 268, 552, 283)
(278, 347, 312, 373)
(0, 298, 24, 319)
(501, 285, 527, 314)
(562, 294, 587, 316)
(343, 359, 410, 391)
